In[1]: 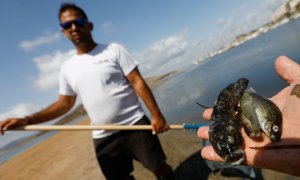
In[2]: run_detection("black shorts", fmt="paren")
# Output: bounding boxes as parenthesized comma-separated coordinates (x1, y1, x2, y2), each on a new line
(93, 116, 166, 179)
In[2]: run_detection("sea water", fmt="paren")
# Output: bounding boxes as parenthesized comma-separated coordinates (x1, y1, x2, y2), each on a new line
(154, 17, 300, 125)
(0, 115, 87, 164)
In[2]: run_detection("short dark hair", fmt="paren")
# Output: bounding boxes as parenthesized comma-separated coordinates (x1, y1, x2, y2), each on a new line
(58, 3, 88, 22)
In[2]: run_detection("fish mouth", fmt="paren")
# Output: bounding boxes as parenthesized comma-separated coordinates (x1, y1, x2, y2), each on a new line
(224, 149, 245, 165)
(270, 134, 281, 142)
(270, 124, 282, 142)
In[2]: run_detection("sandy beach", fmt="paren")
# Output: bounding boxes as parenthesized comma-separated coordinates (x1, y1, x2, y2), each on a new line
(0, 117, 201, 180)
(1, 117, 298, 180)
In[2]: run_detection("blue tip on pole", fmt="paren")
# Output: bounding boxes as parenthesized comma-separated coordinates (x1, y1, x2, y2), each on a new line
(183, 123, 209, 130)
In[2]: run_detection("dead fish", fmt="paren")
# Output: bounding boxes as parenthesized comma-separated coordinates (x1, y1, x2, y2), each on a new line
(209, 78, 248, 165)
(250, 90, 282, 142)
(239, 88, 262, 139)
(209, 113, 244, 165)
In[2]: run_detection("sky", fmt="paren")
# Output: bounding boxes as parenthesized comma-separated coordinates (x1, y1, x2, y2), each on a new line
(0, 0, 288, 122)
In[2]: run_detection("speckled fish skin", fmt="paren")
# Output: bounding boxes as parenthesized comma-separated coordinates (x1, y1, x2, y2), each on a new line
(239, 88, 262, 139)
(251, 92, 282, 142)
(209, 78, 248, 165)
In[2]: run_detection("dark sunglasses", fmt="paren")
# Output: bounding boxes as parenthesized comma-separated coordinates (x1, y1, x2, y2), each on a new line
(60, 19, 87, 30)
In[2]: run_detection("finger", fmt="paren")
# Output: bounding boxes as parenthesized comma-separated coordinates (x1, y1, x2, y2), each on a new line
(197, 126, 209, 139)
(275, 56, 300, 84)
(0, 123, 11, 135)
(151, 125, 156, 135)
(3, 121, 17, 130)
(164, 124, 170, 132)
(203, 108, 213, 120)
(158, 127, 163, 133)
(0, 121, 10, 135)
(201, 145, 224, 162)
(0, 124, 4, 135)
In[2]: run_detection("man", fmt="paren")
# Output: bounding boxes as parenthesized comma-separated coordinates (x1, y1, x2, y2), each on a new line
(0, 3, 174, 180)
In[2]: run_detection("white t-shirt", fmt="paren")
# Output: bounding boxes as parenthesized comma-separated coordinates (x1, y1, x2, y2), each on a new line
(59, 43, 145, 138)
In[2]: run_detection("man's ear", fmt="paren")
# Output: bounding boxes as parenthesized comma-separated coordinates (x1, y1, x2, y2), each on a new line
(88, 22, 94, 31)
(61, 28, 68, 37)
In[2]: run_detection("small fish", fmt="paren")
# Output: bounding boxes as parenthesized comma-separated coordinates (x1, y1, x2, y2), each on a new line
(251, 92, 282, 142)
(239, 87, 282, 141)
(209, 114, 245, 165)
(209, 78, 248, 165)
(239, 88, 262, 139)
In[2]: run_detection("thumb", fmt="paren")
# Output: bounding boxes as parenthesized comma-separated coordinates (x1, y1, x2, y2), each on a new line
(275, 56, 300, 84)
(151, 123, 156, 135)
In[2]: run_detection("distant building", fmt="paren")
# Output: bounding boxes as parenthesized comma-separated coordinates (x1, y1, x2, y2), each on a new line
(272, 0, 300, 21)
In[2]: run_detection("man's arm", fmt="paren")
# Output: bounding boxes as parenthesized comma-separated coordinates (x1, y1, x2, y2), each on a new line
(0, 94, 76, 135)
(126, 68, 169, 134)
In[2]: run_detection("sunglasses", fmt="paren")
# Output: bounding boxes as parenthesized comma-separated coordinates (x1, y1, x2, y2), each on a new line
(60, 19, 87, 30)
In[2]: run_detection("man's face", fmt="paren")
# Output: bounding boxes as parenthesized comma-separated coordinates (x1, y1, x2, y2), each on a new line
(60, 9, 92, 45)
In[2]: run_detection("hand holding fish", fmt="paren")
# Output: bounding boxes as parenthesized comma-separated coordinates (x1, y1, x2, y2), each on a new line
(198, 56, 300, 177)
(150, 113, 170, 134)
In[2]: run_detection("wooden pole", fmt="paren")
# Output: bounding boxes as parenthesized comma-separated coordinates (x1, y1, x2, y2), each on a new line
(12, 124, 185, 131)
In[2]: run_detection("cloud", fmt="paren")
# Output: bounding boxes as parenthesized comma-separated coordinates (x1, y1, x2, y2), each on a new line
(216, 18, 226, 26)
(133, 1, 288, 77)
(175, 88, 203, 107)
(0, 103, 38, 120)
(215, 0, 288, 36)
(101, 21, 118, 35)
(33, 50, 75, 91)
(133, 29, 232, 76)
(19, 32, 61, 51)
(134, 30, 189, 76)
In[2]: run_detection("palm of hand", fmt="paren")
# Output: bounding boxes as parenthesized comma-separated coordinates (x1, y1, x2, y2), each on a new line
(199, 56, 300, 176)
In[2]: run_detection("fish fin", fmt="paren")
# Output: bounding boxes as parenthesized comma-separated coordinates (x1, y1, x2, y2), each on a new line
(196, 102, 211, 109)
(247, 86, 256, 93)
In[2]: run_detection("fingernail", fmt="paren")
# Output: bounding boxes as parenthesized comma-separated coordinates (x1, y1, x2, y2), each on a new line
(152, 131, 156, 135)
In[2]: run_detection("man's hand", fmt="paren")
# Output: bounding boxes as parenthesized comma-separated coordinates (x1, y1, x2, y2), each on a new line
(0, 118, 29, 135)
(197, 56, 300, 176)
(151, 113, 170, 134)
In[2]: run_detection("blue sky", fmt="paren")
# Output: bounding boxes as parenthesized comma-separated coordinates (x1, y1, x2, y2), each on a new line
(0, 0, 287, 122)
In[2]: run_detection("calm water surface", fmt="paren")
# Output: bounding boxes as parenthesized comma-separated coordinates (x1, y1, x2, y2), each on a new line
(154, 18, 300, 125)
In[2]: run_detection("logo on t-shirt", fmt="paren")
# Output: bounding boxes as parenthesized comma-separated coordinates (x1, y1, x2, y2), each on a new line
(94, 59, 109, 64)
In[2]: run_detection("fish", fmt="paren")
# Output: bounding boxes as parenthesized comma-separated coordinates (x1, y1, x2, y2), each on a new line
(239, 88, 262, 139)
(208, 78, 248, 165)
(238, 87, 282, 142)
(248, 89, 282, 142)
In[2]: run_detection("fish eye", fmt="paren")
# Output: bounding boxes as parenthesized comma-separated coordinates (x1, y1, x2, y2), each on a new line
(272, 125, 279, 132)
